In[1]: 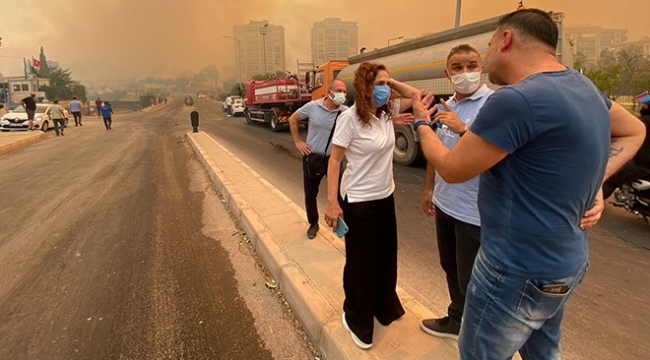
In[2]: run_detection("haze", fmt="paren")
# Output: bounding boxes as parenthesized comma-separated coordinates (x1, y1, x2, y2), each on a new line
(1, 0, 647, 84)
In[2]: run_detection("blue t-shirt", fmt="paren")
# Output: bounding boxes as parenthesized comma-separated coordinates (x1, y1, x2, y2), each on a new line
(296, 98, 348, 155)
(471, 69, 612, 279)
(101, 105, 113, 118)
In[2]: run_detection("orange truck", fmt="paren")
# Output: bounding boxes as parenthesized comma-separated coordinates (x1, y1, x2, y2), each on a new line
(304, 11, 570, 165)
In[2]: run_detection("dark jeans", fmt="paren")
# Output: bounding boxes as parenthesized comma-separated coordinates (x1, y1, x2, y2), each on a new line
(340, 194, 405, 344)
(72, 111, 82, 125)
(434, 206, 481, 323)
(103, 117, 112, 129)
(53, 118, 65, 135)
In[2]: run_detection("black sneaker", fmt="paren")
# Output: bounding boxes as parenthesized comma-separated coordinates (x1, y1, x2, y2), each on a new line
(420, 316, 460, 340)
(306, 224, 319, 239)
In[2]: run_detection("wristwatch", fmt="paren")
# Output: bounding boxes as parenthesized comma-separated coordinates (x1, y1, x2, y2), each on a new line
(413, 120, 430, 131)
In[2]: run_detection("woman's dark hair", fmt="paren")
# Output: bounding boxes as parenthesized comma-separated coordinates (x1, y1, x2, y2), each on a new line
(353, 62, 394, 126)
(640, 104, 650, 116)
(497, 8, 558, 50)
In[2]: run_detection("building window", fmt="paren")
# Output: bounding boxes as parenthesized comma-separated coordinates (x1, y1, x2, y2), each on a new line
(22, 84, 29, 91)
(13, 85, 21, 92)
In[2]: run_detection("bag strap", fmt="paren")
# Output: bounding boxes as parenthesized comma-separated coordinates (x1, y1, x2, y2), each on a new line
(324, 110, 342, 154)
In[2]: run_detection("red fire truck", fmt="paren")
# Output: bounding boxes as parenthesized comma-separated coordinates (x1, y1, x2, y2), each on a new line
(243, 77, 311, 132)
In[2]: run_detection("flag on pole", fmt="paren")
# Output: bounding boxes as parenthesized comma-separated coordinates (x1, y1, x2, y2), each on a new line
(32, 57, 42, 68)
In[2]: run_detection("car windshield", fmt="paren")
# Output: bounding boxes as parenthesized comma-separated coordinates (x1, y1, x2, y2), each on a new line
(11, 105, 26, 113)
(10, 104, 49, 113)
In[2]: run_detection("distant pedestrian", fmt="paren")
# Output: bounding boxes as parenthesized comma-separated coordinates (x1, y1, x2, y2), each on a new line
(164, 97, 168, 105)
(68, 96, 83, 126)
(225, 96, 233, 116)
(48, 99, 66, 136)
(95, 97, 102, 116)
(101, 101, 113, 130)
(21, 93, 37, 130)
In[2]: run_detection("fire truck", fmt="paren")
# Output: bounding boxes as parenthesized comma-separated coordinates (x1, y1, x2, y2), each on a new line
(306, 11, 571, 165)
(243, 77, 311, 132)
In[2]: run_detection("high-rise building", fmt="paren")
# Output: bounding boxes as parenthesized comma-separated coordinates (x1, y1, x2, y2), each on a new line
(311, 18, 358, 66)
(232, 20, 286, 81)
(565, 25, 628, 66)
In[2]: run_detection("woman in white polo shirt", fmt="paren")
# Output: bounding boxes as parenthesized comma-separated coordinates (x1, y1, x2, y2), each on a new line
(324, 62, 417, 350)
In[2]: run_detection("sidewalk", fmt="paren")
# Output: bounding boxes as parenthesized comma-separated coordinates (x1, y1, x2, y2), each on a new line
(187, 131, 459, 359)
(0, 131, 47, 156)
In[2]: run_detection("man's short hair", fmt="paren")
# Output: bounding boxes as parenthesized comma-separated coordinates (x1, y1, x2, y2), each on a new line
(447, 44, 480, 62)
(497, 8, 558, 50)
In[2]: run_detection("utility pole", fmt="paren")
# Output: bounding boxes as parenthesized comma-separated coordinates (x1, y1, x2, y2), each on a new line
(260, 23, 269, 76)
(455, 0, 462, 28)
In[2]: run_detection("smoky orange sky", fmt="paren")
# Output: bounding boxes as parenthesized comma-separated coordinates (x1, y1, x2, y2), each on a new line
(1, 0, 647, 85)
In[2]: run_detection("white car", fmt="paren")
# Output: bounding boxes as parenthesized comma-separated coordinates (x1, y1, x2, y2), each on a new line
(0, 103, 68, 132)
(231, 98, 244, 116)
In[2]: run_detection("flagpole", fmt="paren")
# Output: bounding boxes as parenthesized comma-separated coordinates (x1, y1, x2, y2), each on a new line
(23, 58, 28, 79)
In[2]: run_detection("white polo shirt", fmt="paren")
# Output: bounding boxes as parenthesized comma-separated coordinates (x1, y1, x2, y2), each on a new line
(332, 101, 399, 203)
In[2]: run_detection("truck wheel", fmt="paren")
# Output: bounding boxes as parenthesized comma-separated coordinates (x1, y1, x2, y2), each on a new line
(269, 110, 281, 132)
(393, 124, 423, 166)
(244, 109, 254, 125)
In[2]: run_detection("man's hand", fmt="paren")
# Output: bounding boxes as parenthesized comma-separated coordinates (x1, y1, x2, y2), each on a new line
(435, 99, 466, 134)
(422, 189, 435, 217)
(393, 113, 415, 126)
(581, 187, 605, 230)
(324, 202, 344, 230)
(294, 140, 312, 156)
(412, 91, 437, 121)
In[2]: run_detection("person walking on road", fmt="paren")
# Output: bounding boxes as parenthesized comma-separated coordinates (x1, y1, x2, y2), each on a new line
(95, 97, 103, 117)
(68, 96, 83, 126)
(48, 99, 66, 136)
(21, 93, 37, 130)
(420, 44, 494, 340)
(324, 62, 417, 350)
(411, 9, 646, 358)
(101, 101, 113, 130)
(289, 79, 348, 239)
(225, 96, 233, 116)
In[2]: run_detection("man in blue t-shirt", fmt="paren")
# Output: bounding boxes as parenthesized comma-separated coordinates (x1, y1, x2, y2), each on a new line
(101, 101, 113, 130)
(411, 9, 646, 358)
(68, 96, 83, 126)
(289, 79, 348, 239)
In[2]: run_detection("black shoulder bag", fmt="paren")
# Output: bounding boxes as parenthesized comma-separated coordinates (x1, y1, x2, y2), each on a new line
(306, 110, 342, 179)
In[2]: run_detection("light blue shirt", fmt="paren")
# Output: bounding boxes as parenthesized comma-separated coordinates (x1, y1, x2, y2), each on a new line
(433, 84, 493, 226)
(296, 98, 348, 155)
(69, 100, 82, 112)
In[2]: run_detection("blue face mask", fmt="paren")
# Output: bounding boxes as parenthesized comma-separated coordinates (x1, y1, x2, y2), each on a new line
(373, 85, 391, 107)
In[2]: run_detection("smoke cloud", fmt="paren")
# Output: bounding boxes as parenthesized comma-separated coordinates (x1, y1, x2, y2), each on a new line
(1, 0, 647, 84)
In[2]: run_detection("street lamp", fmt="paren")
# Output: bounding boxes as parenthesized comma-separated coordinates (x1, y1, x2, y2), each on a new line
(455, 0, 462, 28)
(223, 35, 242, 88)
(260, 23, 269, 76)
(388, 36, 404, 46)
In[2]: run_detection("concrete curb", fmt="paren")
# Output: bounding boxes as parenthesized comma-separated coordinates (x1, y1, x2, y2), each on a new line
(0, 132, 47, 156)
(187, 132, 460, 359)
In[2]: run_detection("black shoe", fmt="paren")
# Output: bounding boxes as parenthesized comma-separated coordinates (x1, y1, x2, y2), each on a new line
(307, 224, 319, 239)
(342, 313, 372, 349)
(420, 316, 461, 340)
(61, 132, 64, 136)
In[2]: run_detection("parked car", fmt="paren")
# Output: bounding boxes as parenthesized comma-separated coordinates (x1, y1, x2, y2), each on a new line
(231, 98, 244, 116)
(222, 95, 242, 112)
(0, 103, 68, 132)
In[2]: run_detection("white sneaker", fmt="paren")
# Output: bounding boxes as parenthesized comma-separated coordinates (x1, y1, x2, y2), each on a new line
(342, 313, 372, 350)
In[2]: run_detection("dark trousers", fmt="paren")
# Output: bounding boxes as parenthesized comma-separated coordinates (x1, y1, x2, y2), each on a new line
(72, 111, 82, 125)
(302, 155, 332, 225)
(103, 117, 112, 129)
(434, 206, 481, 323)
(53, 118, 65, 135)
(341, 194, 405, 344)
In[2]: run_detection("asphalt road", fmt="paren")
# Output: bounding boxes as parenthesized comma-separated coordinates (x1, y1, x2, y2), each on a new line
(195, 98, 650, 360)
(0, 102, 313, 360)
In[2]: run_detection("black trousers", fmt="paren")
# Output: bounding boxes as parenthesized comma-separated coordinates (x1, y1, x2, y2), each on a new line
(302, 155, 334, 225)
(103, 117, 112, 129)
(434, 206, 481, 323)
(53, 118, 65, 135)
(72, 111, 82, 125)
(341, 194, 405, 344)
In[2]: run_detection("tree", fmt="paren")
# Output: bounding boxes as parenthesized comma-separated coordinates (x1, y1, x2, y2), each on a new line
(581, 45, 650, 100)
(39, 67, 86, 101)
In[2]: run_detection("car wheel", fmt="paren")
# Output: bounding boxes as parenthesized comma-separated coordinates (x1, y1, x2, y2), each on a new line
(41, 121, 49, 132)
(269, 110, 281, 132)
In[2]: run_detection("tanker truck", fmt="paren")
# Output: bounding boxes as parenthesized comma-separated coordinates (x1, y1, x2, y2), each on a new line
(306, 11, 571, 166)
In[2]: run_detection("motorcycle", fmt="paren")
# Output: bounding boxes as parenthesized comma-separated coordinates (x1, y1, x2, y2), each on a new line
(611, 179, 650, 224)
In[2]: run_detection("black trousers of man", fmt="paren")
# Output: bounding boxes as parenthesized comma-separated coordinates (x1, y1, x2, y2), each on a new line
(302, 155, 343, 226)
(434, 205, 481, 323)
(103, 117, 112, 129)
(341, 194, 405, 345)
(53, 118, 65, 136)
(72, 111, 82, 126)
